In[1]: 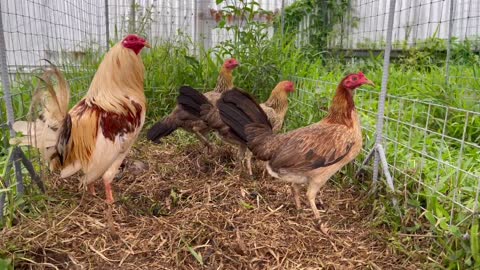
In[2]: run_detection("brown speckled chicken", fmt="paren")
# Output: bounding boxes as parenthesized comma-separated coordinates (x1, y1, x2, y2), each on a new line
(146, 58, 239, 149)
(217, 73, 374, 218)
(177, 81, 294, 176)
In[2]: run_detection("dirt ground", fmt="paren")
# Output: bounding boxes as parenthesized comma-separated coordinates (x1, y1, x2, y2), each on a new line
(0, 136, 426, 269)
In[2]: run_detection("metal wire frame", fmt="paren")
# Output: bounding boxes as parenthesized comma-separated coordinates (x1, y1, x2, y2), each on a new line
(338, 0, 480, 48)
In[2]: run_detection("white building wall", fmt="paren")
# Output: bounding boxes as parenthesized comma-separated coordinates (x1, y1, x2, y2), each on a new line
(345, 0, 480, 48)
(2, 0, 478, 68)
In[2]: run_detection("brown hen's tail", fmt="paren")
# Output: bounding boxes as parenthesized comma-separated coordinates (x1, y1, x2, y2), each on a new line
(177, 86, 211, 117)
(147, 86, 210, 143)
(10, 60, 71, 168)
(146, 115, 178, 143)
(217, 88, 273, 155)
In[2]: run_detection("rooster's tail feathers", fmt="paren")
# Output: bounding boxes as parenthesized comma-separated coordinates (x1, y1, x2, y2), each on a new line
(10, 120, 57, 149)
(217, 88, 272, 145)
(146, 116, 178, 143)
(10, 61, 71, 165)
(177, 86, 211, 117)
(32, 60, 70, 121)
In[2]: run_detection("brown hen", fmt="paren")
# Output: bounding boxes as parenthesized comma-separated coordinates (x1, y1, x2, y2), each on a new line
(177, 81, 294, 176)
(217, 73, 374, 218)
(146, 58, 239, 149)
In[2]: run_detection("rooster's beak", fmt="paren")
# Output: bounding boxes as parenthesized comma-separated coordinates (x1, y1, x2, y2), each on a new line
(365, 79, 375, 87)
(144, 41, 151, 48)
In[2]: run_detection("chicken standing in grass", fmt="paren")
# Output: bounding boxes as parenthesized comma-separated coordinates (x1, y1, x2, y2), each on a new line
(258, 81, 295, 133)
(176, 81, 294, 176)
(216, 73, 374, 218)
(146, 58, 239, 149)
(11, 34, 150, 203)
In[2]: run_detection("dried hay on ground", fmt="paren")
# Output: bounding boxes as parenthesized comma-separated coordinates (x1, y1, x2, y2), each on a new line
(0, 136, 425, 269)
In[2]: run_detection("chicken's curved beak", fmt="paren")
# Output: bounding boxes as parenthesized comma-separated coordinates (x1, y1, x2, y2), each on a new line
(365, 79, 375, 87)
(144, 41, 151, 48)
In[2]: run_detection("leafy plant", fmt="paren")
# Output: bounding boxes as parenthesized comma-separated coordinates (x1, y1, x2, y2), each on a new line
(0, 257, 14, 270)
(280, 0, 353, 51)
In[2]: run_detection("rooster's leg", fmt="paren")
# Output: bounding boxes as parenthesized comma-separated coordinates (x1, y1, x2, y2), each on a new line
(102, 152, 129, 204)
(291, 184, 302, 209)
(87, 183, 96, 196)
(103, 178, 114, 204)
(306, 181, 323, 219)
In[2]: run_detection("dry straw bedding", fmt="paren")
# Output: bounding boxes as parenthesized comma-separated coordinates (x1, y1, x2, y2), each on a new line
(0, 136, 425, 269)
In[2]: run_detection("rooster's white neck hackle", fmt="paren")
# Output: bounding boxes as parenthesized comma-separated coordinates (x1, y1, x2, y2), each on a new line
(85, 43, 146, 113)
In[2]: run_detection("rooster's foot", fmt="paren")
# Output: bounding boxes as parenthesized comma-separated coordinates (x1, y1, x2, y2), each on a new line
(104, 180, 115, 204)
(87, 183, 96, 196)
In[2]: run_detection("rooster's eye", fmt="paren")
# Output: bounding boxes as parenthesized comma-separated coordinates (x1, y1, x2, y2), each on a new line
(352, 76, 357, 81)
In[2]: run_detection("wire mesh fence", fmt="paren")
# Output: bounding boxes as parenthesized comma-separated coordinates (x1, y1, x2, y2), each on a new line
(0, 0, 479, 263)
(290, 0, 480, 258)
(288, 75, 480, 231)
(297, 0, 480, 49)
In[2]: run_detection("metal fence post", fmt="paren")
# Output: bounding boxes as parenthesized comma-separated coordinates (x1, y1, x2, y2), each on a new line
(280, 0, 285, 37)
(0, 2, 24, 219)
(372, 0, 396, 186)
(105, 0, 110, 50)
(129, 0, 136, 33)
(0, 5, 15, 136)
(0, 2, 44, 221)
(445, 0, 456, 86)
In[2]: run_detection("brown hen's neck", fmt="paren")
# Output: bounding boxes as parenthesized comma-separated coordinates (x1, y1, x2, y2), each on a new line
(265, 87, 288, 113)
(325, 84, 355, 127)
(213, 68, 234, 93)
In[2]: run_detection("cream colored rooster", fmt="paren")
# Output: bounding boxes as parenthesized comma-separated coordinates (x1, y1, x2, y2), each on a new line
(11, 34, 150, 204)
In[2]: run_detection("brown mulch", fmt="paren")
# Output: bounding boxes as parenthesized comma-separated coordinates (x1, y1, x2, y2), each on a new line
(0, 134, 426, 269)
